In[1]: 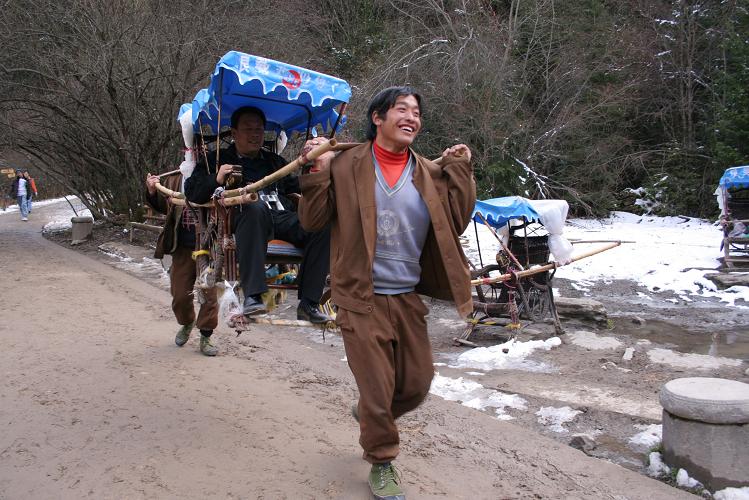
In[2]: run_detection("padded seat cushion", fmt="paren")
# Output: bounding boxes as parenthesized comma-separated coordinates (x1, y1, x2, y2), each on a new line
(267, 239, 304, 258)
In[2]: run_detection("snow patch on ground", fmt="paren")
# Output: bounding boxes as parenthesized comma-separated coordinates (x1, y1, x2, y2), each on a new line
(449, 337, 561, 372)
(43, 211, 92, 233)
(538, 387, 661, 420)
(714, 487, 749, 500)
(567, 330, 623, 350)
(463, 211, 749, 307)
(628, 424, 662, 452)
(430, 373, 528, 420)
(646, 451, 670, 477)
(535, 406, 581, 433)
(676, 468, 702, 489)
(110, 257, 169, 287)
(1, 196, 72, 216)
(647, 347, 742, 370)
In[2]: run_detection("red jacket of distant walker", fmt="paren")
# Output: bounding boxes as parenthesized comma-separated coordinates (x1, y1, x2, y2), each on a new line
(298, 141, 476, 318)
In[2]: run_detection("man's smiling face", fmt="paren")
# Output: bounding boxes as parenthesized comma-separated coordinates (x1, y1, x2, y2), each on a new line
(373, 94, 422, 153)
(232, 112, 265, 156)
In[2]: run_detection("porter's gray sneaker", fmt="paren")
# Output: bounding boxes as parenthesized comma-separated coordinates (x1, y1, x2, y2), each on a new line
(175, 322, 194, 347)
(200, 335, 218, 356)
(368, 463, 405, 500)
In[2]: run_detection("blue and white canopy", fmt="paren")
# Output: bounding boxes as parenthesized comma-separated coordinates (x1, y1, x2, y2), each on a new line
(187, 51, 351, 136)
(471, 196, 574, 263)
(472, 196, 541, 228)
(719, 166, 749, 190)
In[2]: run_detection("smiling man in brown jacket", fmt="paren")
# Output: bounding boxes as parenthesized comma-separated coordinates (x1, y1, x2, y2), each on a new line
(299, 86, 475, 500)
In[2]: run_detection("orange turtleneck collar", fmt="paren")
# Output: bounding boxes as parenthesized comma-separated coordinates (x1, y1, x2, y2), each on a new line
(373, 141, 409, 188)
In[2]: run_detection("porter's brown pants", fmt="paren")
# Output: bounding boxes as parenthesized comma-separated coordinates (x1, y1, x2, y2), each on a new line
(338, 292, 434, 463)
(170, 245, 218, 331)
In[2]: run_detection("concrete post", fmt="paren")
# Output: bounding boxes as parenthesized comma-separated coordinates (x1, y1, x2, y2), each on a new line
(659, 377, 749, 491)
(70, 216, 94, 245)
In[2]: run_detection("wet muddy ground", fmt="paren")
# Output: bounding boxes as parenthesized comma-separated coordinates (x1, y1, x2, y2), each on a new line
(45, 220, 749, 491)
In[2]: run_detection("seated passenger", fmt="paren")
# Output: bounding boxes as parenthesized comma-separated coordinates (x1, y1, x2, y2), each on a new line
(184, 106, 332, 324)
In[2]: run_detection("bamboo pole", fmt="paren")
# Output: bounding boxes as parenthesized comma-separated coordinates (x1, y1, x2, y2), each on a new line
(470, 241, 621, 286)
(166, 197, 213, 207)
(570, 239, 635, 244)
(220, 142, 361, 199)
(221, 139, 353, 206)
(156, 168, 182, 178)
(154, 141, 460, 208)
(229, 316, 335, 329)
(154, 182, 183, 199)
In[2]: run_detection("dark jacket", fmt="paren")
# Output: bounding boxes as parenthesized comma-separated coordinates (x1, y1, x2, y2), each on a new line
(10, 177, 29, 198)
(298, 141, 476, 317)
(184, 144, 299, 210)
(145, 173, 196, 259)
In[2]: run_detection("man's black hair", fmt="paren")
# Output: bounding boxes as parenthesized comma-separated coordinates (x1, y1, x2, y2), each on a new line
(231, 106, 267, 129)
(365, 86, 422, 141)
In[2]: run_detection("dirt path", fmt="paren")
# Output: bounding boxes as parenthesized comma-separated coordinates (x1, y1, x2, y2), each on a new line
(0, 204, 696, 499)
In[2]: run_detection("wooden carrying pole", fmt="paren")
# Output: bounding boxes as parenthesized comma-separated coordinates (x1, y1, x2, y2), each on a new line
(220, 141, 360, 201)
(470, 241, 621, 286)
(156, 168, 182, 178)
(154, 141, 359, 206)
(219, 141, 454, 201)
(154, 141, 457, 207)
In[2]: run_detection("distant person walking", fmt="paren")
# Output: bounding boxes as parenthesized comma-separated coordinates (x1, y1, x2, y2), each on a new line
(22, 170, 37, 213)
(9, 169, 30, 221)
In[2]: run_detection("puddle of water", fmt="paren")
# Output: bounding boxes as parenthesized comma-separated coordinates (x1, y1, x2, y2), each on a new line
(591, 433, 646, 470)
(613, 319, 749, 361)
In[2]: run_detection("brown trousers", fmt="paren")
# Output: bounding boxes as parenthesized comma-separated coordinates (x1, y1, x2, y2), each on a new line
(170, 245, 218, 331)
(337, 292, 434, 463)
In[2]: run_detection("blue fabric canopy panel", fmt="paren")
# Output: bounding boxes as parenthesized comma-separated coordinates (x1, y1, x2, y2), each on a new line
(188, 51, 351, 136)
(719, 166, 749, 190)
(471, 196, 541, 228)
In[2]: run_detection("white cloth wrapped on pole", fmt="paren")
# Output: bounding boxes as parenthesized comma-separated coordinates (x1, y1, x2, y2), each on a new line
(177, 105, 196, 191)
(526, 199, 574, 264)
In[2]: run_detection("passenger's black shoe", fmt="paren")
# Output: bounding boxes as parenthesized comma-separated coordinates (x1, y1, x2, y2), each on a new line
(297, 301, 332, 324)
(243, 295, 267, 316)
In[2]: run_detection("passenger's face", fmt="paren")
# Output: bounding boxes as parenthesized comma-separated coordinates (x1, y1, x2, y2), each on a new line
(373, 95, 422, 152)
(232, 113, 265, 156)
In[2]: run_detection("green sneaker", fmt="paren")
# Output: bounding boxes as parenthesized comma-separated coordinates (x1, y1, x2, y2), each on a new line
(200, 335, 218, 357)
(368, 463, 405, 500)
(175, 322, 194, 347)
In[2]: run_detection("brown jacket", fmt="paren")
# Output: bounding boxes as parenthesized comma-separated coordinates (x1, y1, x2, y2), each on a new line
(299, 141, 476, 317)
(145, 173, 183, 259)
